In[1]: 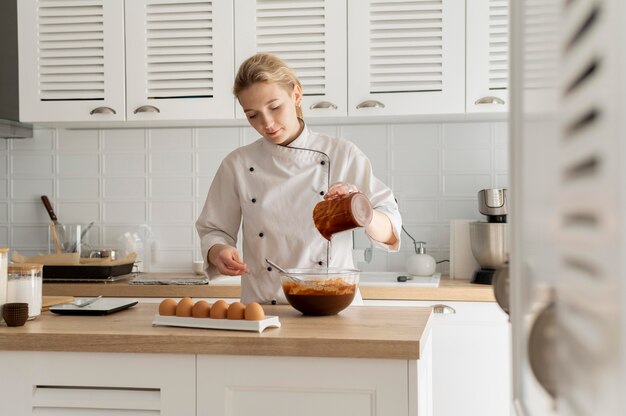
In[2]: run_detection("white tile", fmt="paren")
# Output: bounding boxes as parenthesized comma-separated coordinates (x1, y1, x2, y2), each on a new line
(150, 201, 194, 223)
(355, 250, 388, 272)
(81, 226, 100, 249)
(340, 125, 388, 172)
(0, 141, 5, 150)
(150, 128, 193, 150)
(11, 225, 49, 247)
(443, 123, 491, 147)
(0, 202, 8, 222)
(150, 226, 194, 247)
(391, 147, 438, 172)
(493, 122, 509, 147)
(307, 125, 338, 137)
(58, 129, 99, 152)
(11, 179, 53, 200)
(103, 225, 148, 247)
(352, 228, 370, 249)
(196, 127, 241, 149)
(103, 153, 146, 175)
(12, 130, 54, 150)
(151, 249, 194, 272)
(12, 154, 53, 176)
(495, 174, 509, 188)
(401, 224, 446, 248)
(58, 154, 99, 176)
(58, 202, 100, 223)
(0, 155, 6, 178)
(104, 177, 146, 199)
(150, 177, 193, 198)
(0, 226, 8, 246)
(196, 177, 213, 199)
(243, 126, 261, 144)
(392, 174, 439, 197)
(58, 178, 100, 199)
(392, 124, 439, 147)
(0, 179, 6, 199)
(399, 200, 439, 223)
(103, 129, 146, 151)
(443, 174, 492, 196)
(196, 150, 231, 175)
(440, 200, 482, 221)
(495, 148, 509, 171)
(104, 202, 146, 223)
(150, 152, 192, 174)
(10, 202, 46, 223)
(443, 148, 491, 171)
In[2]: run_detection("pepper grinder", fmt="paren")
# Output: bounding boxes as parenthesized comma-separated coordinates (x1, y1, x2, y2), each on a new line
(406, 241, 437, 277)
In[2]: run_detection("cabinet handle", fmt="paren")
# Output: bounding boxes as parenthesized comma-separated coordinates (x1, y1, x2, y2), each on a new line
(90, 106, 116, 115)
(133, 105, 161, 114)
(431, 304, 456, 314)
(474, 96, 505, 105)
(356, 100, 385, 109)
(309, 101, 338, 110)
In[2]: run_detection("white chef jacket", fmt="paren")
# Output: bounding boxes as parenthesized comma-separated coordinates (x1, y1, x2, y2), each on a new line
(195, 125, 402, 304)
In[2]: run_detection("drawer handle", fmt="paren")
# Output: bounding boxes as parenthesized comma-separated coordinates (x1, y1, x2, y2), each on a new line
(134, 105, 161, 114)
(432, 304, 456, 314)
(356, 100, 385, 109)
(309, 101, 338, 110)
(474, 96, 505, 105)
(90, 106, 116, 115)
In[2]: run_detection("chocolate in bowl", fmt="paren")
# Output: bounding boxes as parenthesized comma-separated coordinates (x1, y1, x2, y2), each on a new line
(279, 268, 359, 316)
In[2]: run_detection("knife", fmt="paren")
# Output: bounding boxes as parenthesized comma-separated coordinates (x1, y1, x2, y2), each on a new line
(41, 195, 67, 250)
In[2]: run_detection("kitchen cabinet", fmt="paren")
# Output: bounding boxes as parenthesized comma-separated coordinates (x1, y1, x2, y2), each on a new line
(365, 299, 511, 416)
(17, 0, 234, 122)
(0, 351, 196, 415)
(466, 0, 509, 113)
(234, 0, 347, 118)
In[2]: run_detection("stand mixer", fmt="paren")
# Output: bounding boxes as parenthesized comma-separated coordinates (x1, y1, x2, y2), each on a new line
(469, 189, 509, 284)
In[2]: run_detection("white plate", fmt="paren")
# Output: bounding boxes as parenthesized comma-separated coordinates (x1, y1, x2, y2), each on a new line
(152, 315, 281, 333)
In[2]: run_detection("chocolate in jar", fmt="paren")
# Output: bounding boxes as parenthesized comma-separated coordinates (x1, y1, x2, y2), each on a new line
(313, 192, 373, 240)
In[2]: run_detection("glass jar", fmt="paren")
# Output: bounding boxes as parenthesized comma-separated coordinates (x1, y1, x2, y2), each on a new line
(0, 248, 8, 324)
(7, 263, 43, 320)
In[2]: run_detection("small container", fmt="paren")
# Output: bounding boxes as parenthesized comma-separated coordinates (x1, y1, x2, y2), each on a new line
(0, 248, 9, 324)
(313, 192, 373, 240)
(2, 302, 29, 327)
(7, 263, 43, 320)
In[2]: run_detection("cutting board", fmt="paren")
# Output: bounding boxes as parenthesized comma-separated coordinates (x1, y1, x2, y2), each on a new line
(42, 296, 75, 311)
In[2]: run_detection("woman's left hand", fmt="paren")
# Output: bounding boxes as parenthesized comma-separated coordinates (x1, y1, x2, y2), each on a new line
(324, 182, 359, 200)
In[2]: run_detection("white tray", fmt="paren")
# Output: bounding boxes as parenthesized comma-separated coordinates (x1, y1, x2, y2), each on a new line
(152, 315, 281, 333)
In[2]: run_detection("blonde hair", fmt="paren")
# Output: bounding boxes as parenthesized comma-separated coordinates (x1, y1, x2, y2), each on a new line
(233, 53, 303, 119)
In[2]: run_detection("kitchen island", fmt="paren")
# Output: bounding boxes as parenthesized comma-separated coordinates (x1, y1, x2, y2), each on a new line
(0, 303, 433, 416)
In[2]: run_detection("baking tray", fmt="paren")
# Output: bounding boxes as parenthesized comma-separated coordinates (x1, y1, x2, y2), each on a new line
(43, 262, 135, 281)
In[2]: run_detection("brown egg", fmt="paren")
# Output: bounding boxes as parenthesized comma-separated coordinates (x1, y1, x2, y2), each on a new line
(227, 302, 246, 320)
(192, 300, 211, 318)
(176, 297, 194, 317)
(245, 302, 265, 321)
(209, 299, 229, 319)
(158, 298, 177, 316)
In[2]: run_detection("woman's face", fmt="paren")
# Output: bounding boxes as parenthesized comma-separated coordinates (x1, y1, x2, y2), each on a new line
(238, 81, 303, 146)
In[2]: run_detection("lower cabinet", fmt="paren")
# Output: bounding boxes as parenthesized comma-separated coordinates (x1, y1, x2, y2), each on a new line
(364, 299, 511, 416)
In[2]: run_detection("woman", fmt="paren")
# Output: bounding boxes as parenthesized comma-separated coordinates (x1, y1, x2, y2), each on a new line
(196, 53, 401, 304)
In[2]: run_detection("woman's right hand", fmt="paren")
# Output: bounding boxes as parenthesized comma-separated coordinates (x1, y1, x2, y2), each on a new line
(208, 244, 249, 276)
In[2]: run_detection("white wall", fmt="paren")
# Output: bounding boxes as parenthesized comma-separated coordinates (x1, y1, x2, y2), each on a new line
(0, 120, 508, 273)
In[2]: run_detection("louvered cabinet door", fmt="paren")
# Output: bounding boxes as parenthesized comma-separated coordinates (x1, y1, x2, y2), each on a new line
(466, 0, 508, 113)
(347, 0, 465, 116)
(125, 0, 235, 121)
(234, 0, 347, 118)
(17, 0, 126, 122)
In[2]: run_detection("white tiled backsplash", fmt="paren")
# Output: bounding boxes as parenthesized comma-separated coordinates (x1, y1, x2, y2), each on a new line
(0, 121, 508, 274)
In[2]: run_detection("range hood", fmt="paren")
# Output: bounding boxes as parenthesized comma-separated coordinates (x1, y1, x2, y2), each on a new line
(0, 0, 33, 139)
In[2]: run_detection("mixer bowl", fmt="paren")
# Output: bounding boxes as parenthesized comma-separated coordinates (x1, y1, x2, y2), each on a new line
(469, 222, 509, 268)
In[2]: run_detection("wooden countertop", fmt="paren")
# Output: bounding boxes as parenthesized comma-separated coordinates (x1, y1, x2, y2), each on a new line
(43, 273, 495, 302)
(0, 303, 432, 360)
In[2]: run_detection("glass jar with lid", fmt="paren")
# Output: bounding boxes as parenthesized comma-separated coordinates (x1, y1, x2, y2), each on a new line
(7, 263, 43, 319)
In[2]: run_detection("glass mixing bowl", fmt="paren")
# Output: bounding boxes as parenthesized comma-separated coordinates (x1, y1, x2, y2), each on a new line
(279, 268, 359, 316)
